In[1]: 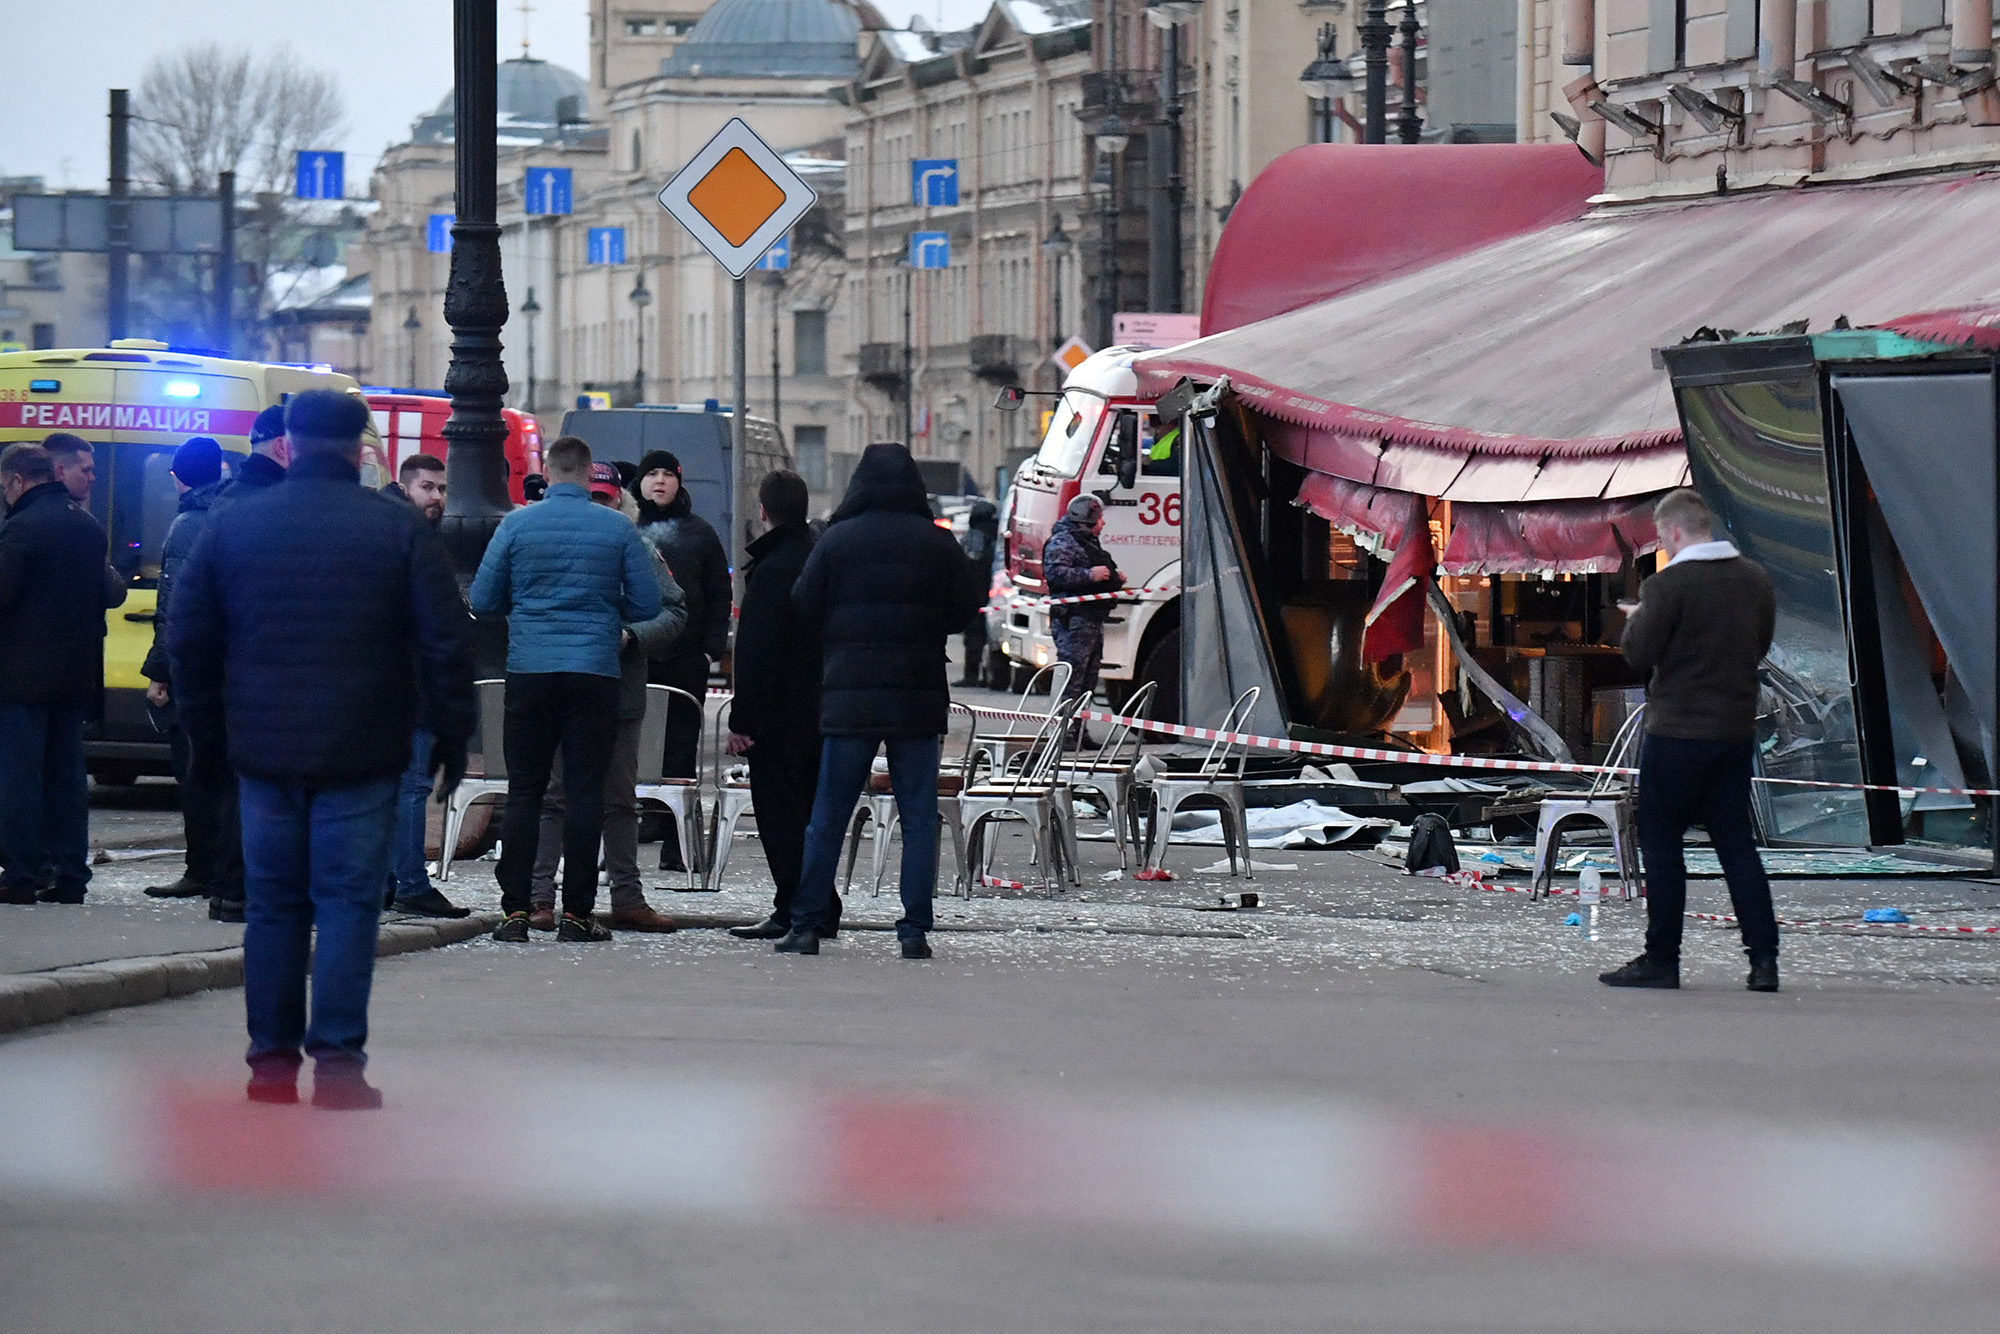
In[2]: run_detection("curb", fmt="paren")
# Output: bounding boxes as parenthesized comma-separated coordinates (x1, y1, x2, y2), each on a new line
(0, 913, 501, 1037)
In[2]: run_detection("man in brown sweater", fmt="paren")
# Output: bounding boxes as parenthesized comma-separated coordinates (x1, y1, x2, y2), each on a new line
(1602, 488, 1781, 992)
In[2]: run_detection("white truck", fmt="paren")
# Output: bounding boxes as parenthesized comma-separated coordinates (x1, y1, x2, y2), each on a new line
(996, 348, 1183, 719)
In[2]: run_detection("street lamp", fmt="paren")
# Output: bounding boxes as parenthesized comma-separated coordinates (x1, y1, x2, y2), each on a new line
(1360, 0, 1392, 143)
(403, 305, 421, 388)
(1094, 111, 1130, 346)
(1396, 0, 1423, 144)
(764, 267, 785, 431)
(628, 272, 652, 404)
(518, 287, 541, 412)
(1301, 24, 1359, 142)
(1041, 215, 1074, 350)
(1143, 0, 1198, 314)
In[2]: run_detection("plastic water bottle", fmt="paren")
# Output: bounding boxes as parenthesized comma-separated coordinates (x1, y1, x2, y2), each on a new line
(1578, 868, 1603, 905)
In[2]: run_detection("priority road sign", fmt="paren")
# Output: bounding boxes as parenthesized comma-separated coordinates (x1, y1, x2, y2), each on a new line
(426, 213, 454, 253)
(754, 235, 790, 270)
(587, 227, 626, 265)
(1052, 335, 1094, 375)
(525, 167, 573, 215)
(909, 231, 950, 269)
(295, 151, 344, 200)
(911, 159, 958, 207)
(658, 117, 817, 280)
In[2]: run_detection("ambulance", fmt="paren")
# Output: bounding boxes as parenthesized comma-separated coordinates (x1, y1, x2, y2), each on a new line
(0, 340, 383, 782)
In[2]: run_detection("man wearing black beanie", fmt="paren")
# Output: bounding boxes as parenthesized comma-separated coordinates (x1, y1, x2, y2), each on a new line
(142, 437, 242, 907)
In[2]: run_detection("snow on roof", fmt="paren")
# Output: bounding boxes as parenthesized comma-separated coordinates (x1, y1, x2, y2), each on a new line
(265, 264, 367, 313)
(1000, 0, 1090, 36)
(879, 28, 935, 62)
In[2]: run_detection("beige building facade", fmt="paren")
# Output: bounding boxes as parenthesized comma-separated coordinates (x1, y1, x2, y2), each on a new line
(1522, 0, 2000, 195)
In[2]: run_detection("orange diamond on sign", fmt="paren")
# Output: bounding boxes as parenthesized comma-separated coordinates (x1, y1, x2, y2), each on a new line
(687, 148, 787, 248)
(1052, 336, 1095, 375)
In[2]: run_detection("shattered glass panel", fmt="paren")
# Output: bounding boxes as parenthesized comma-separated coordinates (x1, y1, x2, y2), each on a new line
(1678, 377, 1870, 846)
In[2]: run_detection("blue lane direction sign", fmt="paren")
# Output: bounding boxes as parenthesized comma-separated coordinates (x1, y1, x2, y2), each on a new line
(909, 231, 950, 269)
(525, 166, 573, 216)
(295, 151, 345, 200)
(426, 213, 455, 253)
(587, 227, 626, 265)
(754, 235, 790, 270)
(911, 159, 958, 207)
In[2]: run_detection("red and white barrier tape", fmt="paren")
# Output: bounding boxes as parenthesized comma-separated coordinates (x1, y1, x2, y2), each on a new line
(961, 702, 2000, 799)
(1024, 584, 1180, 607)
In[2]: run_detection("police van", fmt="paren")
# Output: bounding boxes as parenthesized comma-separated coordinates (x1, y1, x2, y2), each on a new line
(0, 340, 382, 782)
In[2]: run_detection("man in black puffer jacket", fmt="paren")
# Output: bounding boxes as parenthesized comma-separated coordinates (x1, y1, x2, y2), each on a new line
(631, 449, 731, 870)
(140, 437, 244, 911)
(775, 443, 986, 960)
(0, 443, 127, 905)
(169, 391, 474, 1108)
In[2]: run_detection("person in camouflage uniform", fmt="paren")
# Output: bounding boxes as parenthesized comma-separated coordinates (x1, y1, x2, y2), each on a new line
(1041, 494, 1124, 710)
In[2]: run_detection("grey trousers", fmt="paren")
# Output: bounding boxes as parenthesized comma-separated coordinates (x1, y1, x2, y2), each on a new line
(530, 714, 646, 911)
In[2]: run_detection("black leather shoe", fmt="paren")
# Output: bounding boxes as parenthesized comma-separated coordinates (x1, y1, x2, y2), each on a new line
(208, 898, 245, 923)
(37, 884, 86, 904)
(390, 887, 472, 919)
(774, 928, 820, 955)
(312, 1064, 383, 1111)
(729, 914, 790, 940)
(2, 884, 39, 905)
(1599, 954, 1679, 989)
(901, 936, 933, 960)
(1747, 958, 1779, 992)
(145, 876, 209, 899)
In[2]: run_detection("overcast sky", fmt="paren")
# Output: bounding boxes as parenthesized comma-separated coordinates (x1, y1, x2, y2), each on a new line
(11, 0, 989, 192)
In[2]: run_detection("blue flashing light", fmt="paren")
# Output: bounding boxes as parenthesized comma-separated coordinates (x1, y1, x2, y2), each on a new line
(163, 380, 202, 398)
(28, 379, 60, 393)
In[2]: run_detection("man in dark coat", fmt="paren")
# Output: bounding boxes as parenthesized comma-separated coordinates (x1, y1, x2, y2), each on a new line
(957, 499, 999, 687)
(140, 437, 245, 909)
(169, 391, 475, 1107)
(224, 405, 291, 500)
(1601, 487, 1780, 994)
(630, 449, 731, 870)
(776, 443, 987, 960)
(724, 470, 826, 940)
(1041, 494, 1124, 711)
(0, 444, 127, 904)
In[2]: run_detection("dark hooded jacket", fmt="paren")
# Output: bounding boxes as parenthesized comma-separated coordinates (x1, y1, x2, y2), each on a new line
(1041, 515, 1123, 625)
(631, 453, 731, 667)
(0, 481, 127, 708)
(728, 521, 819, 742)
(142, 477, 227, 684)
(791, 444, 987, 737)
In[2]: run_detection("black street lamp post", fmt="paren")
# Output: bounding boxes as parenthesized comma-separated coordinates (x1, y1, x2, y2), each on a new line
(1041, 216, 1073, 350)
(1361, 0, 1392, 144)
(442, 0, 513, 564)
(1300, 24, 1358, 141)
(1145, 0, 1200, 314)
(1095, 112, 1129, 346)
(519, 287, 541, 411)
(629, 274, 652, 403)
(403, 306, 421, 387)
(1397, 1, 1423, 144)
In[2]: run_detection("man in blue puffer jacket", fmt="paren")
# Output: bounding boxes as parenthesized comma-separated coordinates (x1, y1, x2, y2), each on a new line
(471, 435, 663, 943)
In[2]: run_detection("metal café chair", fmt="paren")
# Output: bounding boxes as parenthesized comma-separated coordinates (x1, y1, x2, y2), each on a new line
(1054, 679, 1159, 870)
(1530, 704, 1646, 900)
(1144, 688, 1261, 879)
(840, 704, 976, 899)
(957, 694, 1085, 894)
(634, 683, 707, 889)
(438, 679, 508, 882)
(704, 734, 756, 893)
(969, 662, 1073, 776)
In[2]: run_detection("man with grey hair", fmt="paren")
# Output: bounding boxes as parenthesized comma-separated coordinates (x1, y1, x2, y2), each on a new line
(1602, 487, 1780, 993)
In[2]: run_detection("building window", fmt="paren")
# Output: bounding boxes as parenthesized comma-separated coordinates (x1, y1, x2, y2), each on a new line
(795, 424, 828, 490)
(31, 323, 55, 350)
(631, 130, 642, 171)
(625, 17, 658, 35)
(794, 309, 826, 376)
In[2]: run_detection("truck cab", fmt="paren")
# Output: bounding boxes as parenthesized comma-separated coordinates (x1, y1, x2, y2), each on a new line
(1000, 348, 1182, 718)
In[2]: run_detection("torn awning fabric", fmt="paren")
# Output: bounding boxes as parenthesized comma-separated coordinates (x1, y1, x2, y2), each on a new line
(1363, 494, 1435, 663)
(1295, 472, 1660, 574)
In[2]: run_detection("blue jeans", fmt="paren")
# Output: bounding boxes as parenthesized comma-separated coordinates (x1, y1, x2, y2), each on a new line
(1636, 735, 1779, 963)
(792, 735, 939, 943)
(0, 702, 91, 896)
(390, 728, 435, 900)
(239, 775, 398, 1070)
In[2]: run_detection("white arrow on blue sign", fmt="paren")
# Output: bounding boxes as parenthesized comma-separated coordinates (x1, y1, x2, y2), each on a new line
(587, 227, 626, 265)
(754, 236, 790, 271)
(911, 159, 958, 207)
(525, 167, 573, 216)
(295, 151, 344, 200)
(909, 231, 950, 269)
(426, 214, 454, 253)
